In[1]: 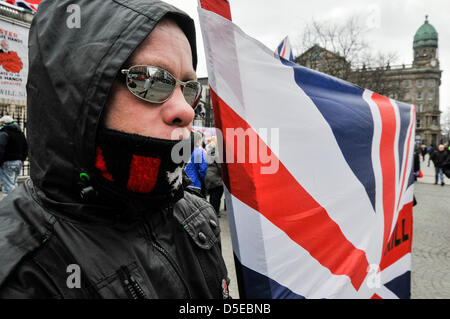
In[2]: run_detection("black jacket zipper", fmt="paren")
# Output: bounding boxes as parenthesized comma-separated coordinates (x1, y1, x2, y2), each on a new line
(151, 241, 192, 298)
(118, 266, 147, 299)
(141, 208, 192, 299)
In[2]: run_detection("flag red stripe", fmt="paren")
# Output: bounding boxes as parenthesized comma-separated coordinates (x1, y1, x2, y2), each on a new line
(281, 42, 287, 57)
(379, 202, 413, 270)
(23, 0, 42, 4)
(371, 93, 397, 252)
(199, 0, 232, 20)
(210, 89, 369, 290)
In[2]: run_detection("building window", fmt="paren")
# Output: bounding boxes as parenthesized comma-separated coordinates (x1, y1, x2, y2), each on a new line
(428, 92, 433, 100)
(416, 119, 421, 128)
(432, 116, 438, 125)
(416, 79, 424, 88)
(428, 79, 435, 87)
(403, 80, 410, 88)
(418, 104, 423, 112)
(417, 91, 423, 100)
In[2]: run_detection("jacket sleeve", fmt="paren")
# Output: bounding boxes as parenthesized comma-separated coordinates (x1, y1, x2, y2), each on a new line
(0, 258, 62, 299)
(196, 150, 208, 182)
(0, 131, 9, 161)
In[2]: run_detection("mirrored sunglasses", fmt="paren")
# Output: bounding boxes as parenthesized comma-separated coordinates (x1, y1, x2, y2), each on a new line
(121, 65, 202, 108)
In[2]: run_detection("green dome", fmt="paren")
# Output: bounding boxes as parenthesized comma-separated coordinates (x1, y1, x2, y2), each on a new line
(413, 16, 438, 49)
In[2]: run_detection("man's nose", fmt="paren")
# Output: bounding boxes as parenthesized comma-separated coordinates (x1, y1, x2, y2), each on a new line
(161, 86, 195, 127)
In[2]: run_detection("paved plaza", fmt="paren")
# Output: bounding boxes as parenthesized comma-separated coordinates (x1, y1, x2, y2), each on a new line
(410, 155, 450, 299)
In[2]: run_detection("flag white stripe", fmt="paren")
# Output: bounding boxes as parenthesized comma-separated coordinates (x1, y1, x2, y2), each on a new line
(363, 89, 388, 265)
(381, 254, 412, 284)
(226, 188, 364, 298)
(392, 98, 402, 236)
(375, 286, 401, 299)
(390, 101, 415, 237)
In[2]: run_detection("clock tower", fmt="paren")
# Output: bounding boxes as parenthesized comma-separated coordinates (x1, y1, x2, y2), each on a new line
(413, 15, 439, 68)
(411, 16, 442, 146)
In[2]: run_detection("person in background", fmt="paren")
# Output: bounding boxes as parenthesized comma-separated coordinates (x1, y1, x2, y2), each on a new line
(420, 144, 427, 162)
(427, 144, 435, 167)
(430, 144, 450, 186)
(205, 136, 223, 217)
(413, 146, 421, 206)
(185, 131, 208, 196)
(0, 115, 28, 197)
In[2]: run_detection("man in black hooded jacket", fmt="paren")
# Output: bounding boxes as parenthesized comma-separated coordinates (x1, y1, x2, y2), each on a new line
(0, 0, 229, 299)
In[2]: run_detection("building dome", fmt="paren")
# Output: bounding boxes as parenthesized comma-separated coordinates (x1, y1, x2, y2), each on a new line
(413, 16, 438, 49)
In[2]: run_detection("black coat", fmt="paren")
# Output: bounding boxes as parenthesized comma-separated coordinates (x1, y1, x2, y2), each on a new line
(0, 0, 228, 299)
(0, 124, 28, 164)
(431, 150, 450, 168)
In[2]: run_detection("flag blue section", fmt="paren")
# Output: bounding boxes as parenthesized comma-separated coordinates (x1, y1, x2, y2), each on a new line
(384, 271, 411, 299)
(407, 169, 415, 188)
(397, 101, 413, 181)
(235, 257, 305, 299)
(276, 41, 283, 56)
(282, 61, 377, 211)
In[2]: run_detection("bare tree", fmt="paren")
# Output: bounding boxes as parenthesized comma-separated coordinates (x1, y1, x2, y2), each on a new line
(351, 51, 409, 99)
(295, 15, 369, 80)
(295, 15, 407, 99)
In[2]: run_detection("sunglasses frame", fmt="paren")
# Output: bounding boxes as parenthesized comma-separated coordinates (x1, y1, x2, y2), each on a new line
(121, 65, 202, 108)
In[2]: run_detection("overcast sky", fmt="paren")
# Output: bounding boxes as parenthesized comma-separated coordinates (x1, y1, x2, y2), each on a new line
(164, 0, 450, 113)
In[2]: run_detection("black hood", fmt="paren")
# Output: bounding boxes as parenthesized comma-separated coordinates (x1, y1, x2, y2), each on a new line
(27, 0, 197, 204)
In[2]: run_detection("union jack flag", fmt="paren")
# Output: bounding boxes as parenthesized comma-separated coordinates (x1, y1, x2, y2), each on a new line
(277, 35, 294, 62)
(199, 0, 415, 299)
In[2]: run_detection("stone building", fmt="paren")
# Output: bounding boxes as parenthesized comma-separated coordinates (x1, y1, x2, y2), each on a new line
(296, 16, 443, 147)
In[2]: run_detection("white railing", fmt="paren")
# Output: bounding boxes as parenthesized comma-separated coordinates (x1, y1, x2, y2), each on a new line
(0, 1, 34, 26)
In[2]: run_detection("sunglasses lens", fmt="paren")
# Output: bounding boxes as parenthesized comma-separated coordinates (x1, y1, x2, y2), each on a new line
(126, 66, 175, 103)
(183, 81, 202, 108)
(125, 66, 202, 108)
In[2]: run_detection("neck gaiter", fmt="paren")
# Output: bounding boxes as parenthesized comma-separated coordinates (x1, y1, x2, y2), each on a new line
(94, 127, 193, 205)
